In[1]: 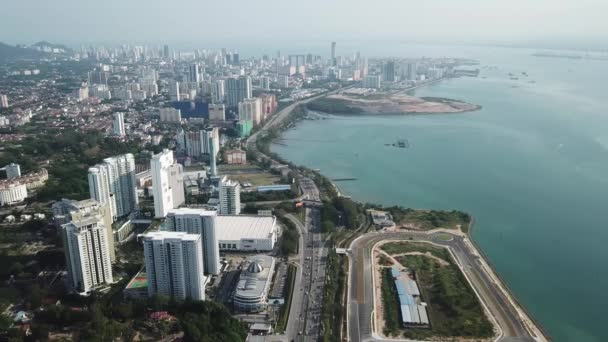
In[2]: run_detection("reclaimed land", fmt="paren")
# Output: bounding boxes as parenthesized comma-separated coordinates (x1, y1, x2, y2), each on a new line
(306, 93, 481, 115)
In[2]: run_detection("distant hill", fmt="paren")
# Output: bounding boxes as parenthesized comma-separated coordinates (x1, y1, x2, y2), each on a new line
(31, 41, 71, 53)
(0, 42, 47, 62)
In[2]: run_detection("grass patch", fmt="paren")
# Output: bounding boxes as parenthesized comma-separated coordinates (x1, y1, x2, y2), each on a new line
(395, 248, 494, 339)
(275, 264, 296, 333)
(224, 172, 281, 187)
(321, 247, 347, 342)
(381, 242, 449, 260)
(385, 207, 471, 232)
(436, 233, 453, 241)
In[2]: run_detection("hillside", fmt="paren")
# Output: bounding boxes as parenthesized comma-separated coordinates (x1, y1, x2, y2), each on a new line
(0, 42, 47, 62)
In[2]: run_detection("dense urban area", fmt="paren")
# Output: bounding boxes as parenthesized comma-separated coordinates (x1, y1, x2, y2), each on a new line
(0, 40, 547, 342)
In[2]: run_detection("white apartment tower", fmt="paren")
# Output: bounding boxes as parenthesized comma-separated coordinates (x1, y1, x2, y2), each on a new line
(88, 154, 138, 220)
(201, 127, 220, 156)
(219, 176, 241, 215)
(151, 149, 184, 218)
(113, 112, 126, 137)
(142, 231, 205, 301)
(165, 208, 220, 275)
(238, 97, 263, 126)
(62, 212, 114, 294)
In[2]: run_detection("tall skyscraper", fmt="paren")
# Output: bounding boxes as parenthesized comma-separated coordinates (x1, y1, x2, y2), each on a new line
(188, 64, 200, 83)
(142, 231, 205, 301)
(407, 62, 418, 81)
(112, 112, 125, 137)
(163, 45, 170, 59)
(0, 95, 9, 108)
(165, 208, 220, 275)
(209, 138, 217, 177)
(211, 80, 225, 103)
(260, 76, 270, 90)
(62, 210, 113, 294)
(383, 61, 396, 82)
(151, 149, 179, 218)
(331, 41, 336, 66)
(201, 127, 220, 156)
(170, 82, 180, 102)
(219, 176, 241, 215)
(226, 76, 252, 107)
(88, 154, 138, 219)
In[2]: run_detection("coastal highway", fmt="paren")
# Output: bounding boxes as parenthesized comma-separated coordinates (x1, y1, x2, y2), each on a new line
(347, 231, 548, 342)
(284, 177, 327, 342)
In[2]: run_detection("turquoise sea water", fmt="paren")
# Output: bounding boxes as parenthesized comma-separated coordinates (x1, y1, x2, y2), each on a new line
(271, 46, 608, 342)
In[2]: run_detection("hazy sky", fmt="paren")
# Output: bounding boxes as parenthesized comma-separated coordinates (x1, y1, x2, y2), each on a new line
(1, 0, 607, 48)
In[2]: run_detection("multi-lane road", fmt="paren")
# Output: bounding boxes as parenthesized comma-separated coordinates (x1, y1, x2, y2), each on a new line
(285, 177, 328, 341)
(347, 231, 549, 342)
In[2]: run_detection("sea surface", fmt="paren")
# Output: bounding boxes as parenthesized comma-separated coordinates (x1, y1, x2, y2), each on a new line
(271, 45, 608, 342)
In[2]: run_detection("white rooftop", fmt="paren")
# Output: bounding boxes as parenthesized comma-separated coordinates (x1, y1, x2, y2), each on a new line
(216, 215, 276, 241)
(167, 207, 217, 216)
(140, 231, 200, 241)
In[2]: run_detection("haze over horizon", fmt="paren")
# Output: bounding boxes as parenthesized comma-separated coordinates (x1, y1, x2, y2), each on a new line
(1, 0, 607, 50)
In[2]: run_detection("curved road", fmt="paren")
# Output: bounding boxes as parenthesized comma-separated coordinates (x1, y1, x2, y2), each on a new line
(347, 231, 548, 342)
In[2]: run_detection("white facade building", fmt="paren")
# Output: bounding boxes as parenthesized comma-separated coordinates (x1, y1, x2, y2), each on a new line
(165, 208, 220, 275)
(233, 255, 275, 312)
(53, 199, 115, 261)
(216, 215, 277, 251)
(62, 212, 114, 294)
(151, 149, 184, 218)
(141, 231, 205, 301)
(201, 127, 220, 156)
(219, 176, 241, 215)
(208, 103, 226, 121)
(238, 97, 263, 126)
(159, 108, 181, 123)
(113, 112, 126, 137)
(0, 183, 27, 206)
(0, 95, 9, 108)
(362, 75, 381, 89)
(88, 154, 138, 220)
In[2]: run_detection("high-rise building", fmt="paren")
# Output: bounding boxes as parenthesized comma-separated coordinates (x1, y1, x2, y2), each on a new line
(362, 75, 381, 89)
(52, 199, 115, 261)
(208, 103, 226, 121)
(211, 80, 225, 103)
(88, 71, 108, 85)
(260, 76, 270, 90)
(383, 61, 396, 82)
(259, 94, 277, 118)
(232, 53, 240, 65)
(159, 108, 181, 123)
(239, 97, 263, 125)
(151, 149, 178, 218)
(88, 154, 138, 219)
(226, 76, 252, 107)
(188, 64, 201, 83)
(209, 138, 217, 177)
(331, 41, 336, 66)
(142, 231, 205, 300)
(165, 208, 220, 275)
(279, 75, 289, 88)
(407, 62, 418, 81)
(163, 45, 170, 59)
(4, 163, 21, 179)
(201, 127, 220, 156)
(219, 176, 241, 215)
(112, 112, 125, 137)
(62, 210, 113, 294)
(169, 82, 180, 102)
(0, 95, 9, 108)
